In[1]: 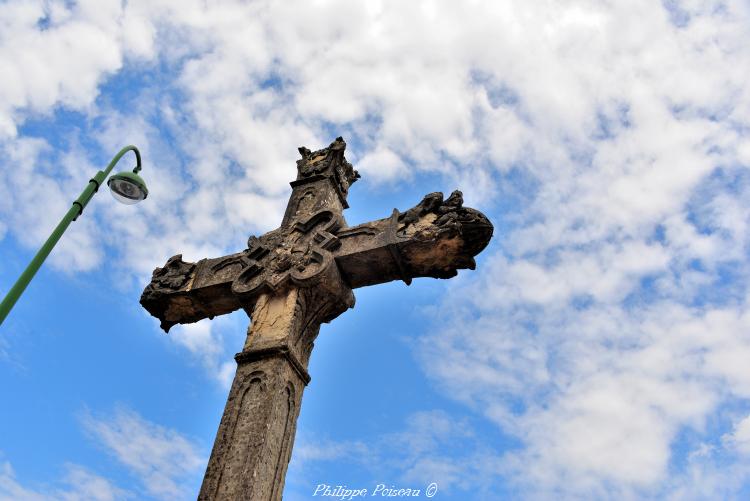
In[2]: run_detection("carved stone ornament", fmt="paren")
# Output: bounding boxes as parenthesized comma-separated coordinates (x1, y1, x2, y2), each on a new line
(394, 190, 493, 277)
(295, 136, 360, 200)
(228, 210, 343, 299)
(140, 254, 195, 297)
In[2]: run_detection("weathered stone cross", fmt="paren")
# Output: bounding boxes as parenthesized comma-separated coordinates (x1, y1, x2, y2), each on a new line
(140, 138, 493, 500)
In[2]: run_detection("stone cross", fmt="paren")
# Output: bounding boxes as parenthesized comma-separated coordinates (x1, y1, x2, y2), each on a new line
(140, 137, 493, 500)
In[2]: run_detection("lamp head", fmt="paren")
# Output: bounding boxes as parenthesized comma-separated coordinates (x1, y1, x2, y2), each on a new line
(108, 170, 148, 205)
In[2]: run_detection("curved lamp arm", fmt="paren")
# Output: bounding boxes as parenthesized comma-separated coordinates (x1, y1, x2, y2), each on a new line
(0, 146, 143, 327)
(73, 145, 142, 218)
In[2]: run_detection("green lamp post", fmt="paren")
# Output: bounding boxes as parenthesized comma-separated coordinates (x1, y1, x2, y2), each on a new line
(0, 145, 148, 326)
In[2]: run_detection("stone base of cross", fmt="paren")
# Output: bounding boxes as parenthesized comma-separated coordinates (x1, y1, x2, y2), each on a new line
(140, 138, 493, 500)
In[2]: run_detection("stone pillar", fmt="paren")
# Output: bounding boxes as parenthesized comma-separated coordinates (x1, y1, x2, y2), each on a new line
(197, 345, 309, 500)
(198, 285, 352, 500)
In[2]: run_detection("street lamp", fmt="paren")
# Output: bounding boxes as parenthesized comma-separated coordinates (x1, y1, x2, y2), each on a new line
(0, 145, 148, 326)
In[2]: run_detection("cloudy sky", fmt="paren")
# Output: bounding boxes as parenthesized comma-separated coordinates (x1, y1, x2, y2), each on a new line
(1, 0, 750, 499)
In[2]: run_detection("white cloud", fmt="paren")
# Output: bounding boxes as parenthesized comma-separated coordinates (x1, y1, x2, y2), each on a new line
(55, 466, 130, 501)
(170, 321, 219, 361)
(293, 438, 369, 465)
(419, 285, 750, 498)
(2, 404, 206, 501)
(726, 414, 750, 456)
(0, 137, 105, 272)
(0, 461, 129, 501)
(0, 0, 142, 138)
(168, 311, 247, 389)
(2, 405, 205, 501)
(356, 146, 408, 183)
(0, 461, 47, 501)
(290, 410, 485, 494)
(80, 406, 205, 501)
(5, 0, 740, 278)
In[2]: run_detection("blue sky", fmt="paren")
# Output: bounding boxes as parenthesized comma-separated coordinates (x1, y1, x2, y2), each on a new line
(1, 0, 750, 499)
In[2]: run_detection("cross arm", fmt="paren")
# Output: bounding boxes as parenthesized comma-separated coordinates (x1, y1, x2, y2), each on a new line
(334, 190, 493, 288)
(139, 191, 493, 332)
(139, 251, 249, 331)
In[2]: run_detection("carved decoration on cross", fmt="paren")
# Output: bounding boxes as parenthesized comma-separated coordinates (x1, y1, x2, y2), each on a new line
(139, 137, 493, 500)
(141, 137, 493, 333)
